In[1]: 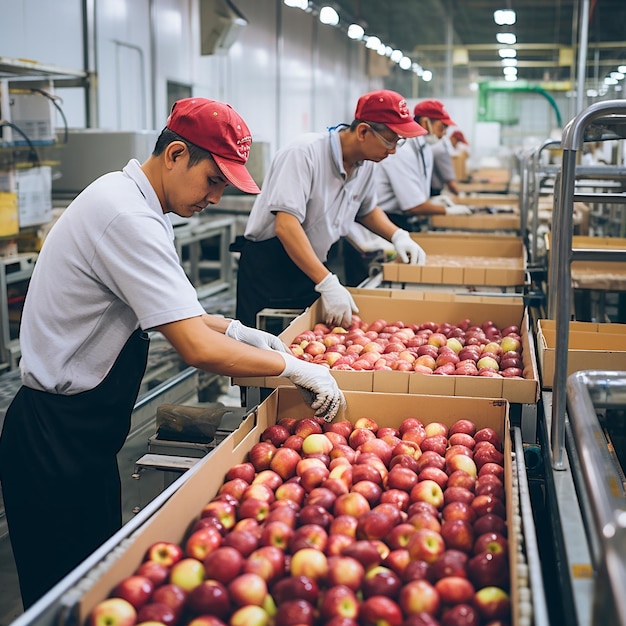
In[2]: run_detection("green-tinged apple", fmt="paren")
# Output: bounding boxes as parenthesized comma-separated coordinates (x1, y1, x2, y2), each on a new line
(410, 479, 445, 509)
(289, 547, 328, 580)
(326, 555, 365, 590)
(168, 557, 205, 592)
(274, 481, 305, 506)
(259, 520, 294, 551)
(399, 579, 441, 616)
(146, 541, 183, 567)
(473, 531, 508, 555)
(229, 604, 270, 626)
(407, 528, 446, 563)
(89, 598, 137, 626)
(301, 433, 334, 456)
(228, 572, 268, 607)
(269, 447, 301, 480)
(334, 492, 371, 517)
(473, 586, 511, 620)
(185, 526, 222, 560)
(329, 514, 359, 538)
(386, 523, 418, 550)
(187, 617, 227, 626)
(201, 500, 237, 530)
(319, 585, 359, 620)
(237, 497, 270, 522)
(326, 532, 356, 556)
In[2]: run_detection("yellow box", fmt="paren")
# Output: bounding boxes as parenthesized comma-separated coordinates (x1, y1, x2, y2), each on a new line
(72, 387, 518, 626)
(0, 192, 19, 237)
(235, 290, 540, 403)
(382, 233, 526, 287)
(537, 319, 626, 388)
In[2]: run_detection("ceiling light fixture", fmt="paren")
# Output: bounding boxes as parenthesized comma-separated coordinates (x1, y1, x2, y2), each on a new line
(283, 0, 308, 8)
(503, 66, 518, 76)
(618, 65, 626, 73)
(504, 74, 517, 81)
(347, 23, 364, 40)
(319, 6, 339, 25)
(610, 71, 624, 80)
(399, 56, 412, 70)
(604, 77, 618, 85)
(496, 32, 516, 45)
(498, 48, 517, 58)
(422, 70, 433, 82)
(494, 9, 516, 25)
(390, 49, 403, 63)
(365, 35, 381, 49)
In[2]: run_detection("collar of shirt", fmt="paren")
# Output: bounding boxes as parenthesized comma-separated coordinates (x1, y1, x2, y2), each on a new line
(329, 125, 362, 180)
(122, 159, 175, 240)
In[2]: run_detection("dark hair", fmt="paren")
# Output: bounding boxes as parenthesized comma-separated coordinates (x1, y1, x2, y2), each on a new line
(152, 128, 214, 167)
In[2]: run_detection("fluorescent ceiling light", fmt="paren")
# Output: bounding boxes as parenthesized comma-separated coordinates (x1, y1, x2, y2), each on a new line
(503, 66, 517, 76)
(377, 42, 387, 55)
(501, 58, 518, 67)
(618, 65, 626, 73)
(498, 48, 516, 58)
(319, 6, 339, 25)
(494, 9, 516, 25)
(605, 77, 618, 85)
(347, 24, 364, 40)
(284, 0, 308, 8)
(399, 56, 412, 70)
(496, 32, 516, 45)
(504, 74, 517, 81)
(610, 71, 624, 80)
(365, 35, 381, 49)
(390, 49, 403, 63)
(422, 70, 433, 82)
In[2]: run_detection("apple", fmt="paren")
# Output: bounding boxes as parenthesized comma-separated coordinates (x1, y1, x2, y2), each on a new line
(474, 427, 503, 450)
(135, 561, 170, 587)
(340, 540, 383, 570)
(350, 480, 382, 506)
(473, 513, 507, 537)
(150, 584, 187, 617)
(473, 531, 508, 556)
(407, 511, 441, 534)
(471, 494, 506, 519)
(147, 541, 183, 567)
(299, 466, 330, 492)
(404, 614, 441, 626)
(325, 419, 353, 438)
(186, 579, 230, 618)
(440, 604, 480, 626)
(435, 575, 475, 607)
(500, 335, 521, 353)
(442, 501, 477, 524)
(89, 598, 137, 626)
(248, 441, 277, 471)
(187, 617, 227, 626)
(329, 444, 358, 464)
(478, 462, 505, 481)
(301, 433, 334, 456)
(289, 548, 328, 581)
(270, 574, 320, 605)
(324, 431, 348, 447)
(361, 565, 402, 599)
(387, 466, 419, 491)
(112, 575, 154, 609)
(386, 523, 418, 550)
(326, 533, 356, 556)
(475, 479, 505, 500)
(238, 497, 271, 523)
(218, 478, 249, 501)
(259, 520, 294, 551)
(348, 427, 377, 449)
(293, 417, 323, 438)
(253, 469, 284, 490)
(410, 480, 444, 509)
(428, 549, 469, 582)
(244, 546, 285, 583)
(407, 500, 439, 519)
(329, 514, 359, 538)
(298, 504, 333, 528)
(448, 433, 476, 450)
(229, 605, 270, 626)
(274, 599, 315, 626)
(226, 461, 256, 484)
(222, 529, 259, 557)
(420, 435, 447, 456)
(282, 434, 304, 452)
(333, 492, 371, 517)
(291, 523, 328, 552)
(416, 451, 446, 473)
(135, 603, 177, 626)
(201, 500, 237, 530)
(441, 518, 474, 553)
(407, 528, 446, 564)
(446, 470, 476, 492)
(380, 488, 410, 512)
(269, 447, 302, 480)
(390, 453, 419, 472)
(274, 481, 305, 506)
(399, 578, 441, 616)
(169, 557, 205, 592)
(359, 596, 404, 626)
(473, 586, 511, 621)
(228, 572, 268, 607)
(417, 466, 448, 490)
(356, 510, 396, 541)
(261, 424, 291, 447)
(319, 584, 359, 620)
(473, 444, 504, 469)
(307, 486, 339, 510)
(443, 486, 475, 507)
(467, 550, 509, 588)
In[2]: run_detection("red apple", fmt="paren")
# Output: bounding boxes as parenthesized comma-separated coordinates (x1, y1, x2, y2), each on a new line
(473, 586, 511, 621)
(244, 546, 285, 583)
(274, 481, 305, 506)
(112, 575, 154, 610)
(441, 518, 474, 553)
(270, 574, 320, 606)
(359, 596, 404, 626)
(471, 494, 506, 519)
(407, 512, 441, 534)
(289, 548, 328, 581)
(146, 541, 183, 567)
(417, 466, 448, 490)
(225, 462, 256, 484)
(201, 546, 244, 584)
(298, 504, 333, 528)
(259, 520, 294, 551)
(326, 533, 356, 556)
(407, 528, 446, 563)
(319, 585, 359, 620)
(442, 501, 477, 524)
(340, 540, 383, 570)
(407, 500, 439, 519)
(467, 550, 509, 588)
(326, 555, 365, 590)
(218, 478, 249, 501)
(357, 510, 396, 541)
(307, 486, 339, 510)
(478, 462, 505, 481)
(473, 531, 508, 556)
(185, 580, 230, 618)
(294, 417, 323, 438)
(282, 434, 304, 452)
(228, 572, 268, 607)
(237, 497, 270, 523)
(135, 602, 176, 626)
(150, 584, 187, 617)
(229, 605, 270, 626)
(440, 604, 480, 626)
(274, 599, 315, 626)
(416, 451, 446, 472)
(382, 548, 411, 577)
(447, 470, 476, 492)
(435, 575, 475, 605)
(261, 424, 291, 447)
(443, 486, 475, 507)
(399, 578, 441, 616)
(410, 479, 444, 509)
(420, 435, 448, 456)
(380, 488, 410, 512)
(474, 427, 503, 451)
(325, 419, 354, 438)
(361, 565, 402, 599)
(89, 598, 136, 626)
(386, 523, 418, 550)
(334, 492, 371, 517)
(350, 480, 382, 506)
(200, 500, 237, 530)
(428, 549, 469, 582)
(473, 513, 507, 537)
(135, 560, 169, 587)
(248, 441, 277, 471)
(253, 469, 284, 490)
(387, 466, 419, 491)
(222, 529, 259, 557)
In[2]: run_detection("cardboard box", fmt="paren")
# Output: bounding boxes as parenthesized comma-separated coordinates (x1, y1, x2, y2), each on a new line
(452, 152, 467, 181)
(545, 234, 626, 291)
(430, 212, 520, 232)
(382, 233, 526, 287)
(537, 319, 626, 388)
(234, 290, 540, 403)
(71, 388, 518, 626)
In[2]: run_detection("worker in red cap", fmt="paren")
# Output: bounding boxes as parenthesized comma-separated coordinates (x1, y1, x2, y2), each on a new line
(0, 98, 345, 609)
(234, 90, 427, 331)
(376, 99, 471, 232)
(450, 129, 470, 149)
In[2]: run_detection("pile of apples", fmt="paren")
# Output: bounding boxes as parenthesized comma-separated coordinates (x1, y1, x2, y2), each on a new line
(89, 415, 511, 626)
(288, 316, 524, 377)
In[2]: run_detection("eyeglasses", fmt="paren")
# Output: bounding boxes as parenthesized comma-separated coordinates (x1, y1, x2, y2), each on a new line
(366, 125, 406, 150)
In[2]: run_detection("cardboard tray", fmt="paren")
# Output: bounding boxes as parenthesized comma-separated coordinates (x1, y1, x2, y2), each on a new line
(430, 212, 521, 232)
(71, 387, 518, 626)
(382, 233, 526, 287)
(537, 319, 626, 388)
(234, 290, 540, 404)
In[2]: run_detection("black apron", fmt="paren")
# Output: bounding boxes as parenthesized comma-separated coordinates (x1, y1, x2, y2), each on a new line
(233, 236, 319, 328)
(0, 328, 149, 609)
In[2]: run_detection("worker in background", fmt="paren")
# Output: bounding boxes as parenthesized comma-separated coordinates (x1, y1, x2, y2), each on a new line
(431, 129, 462, 197)
(0, 98, 344, 609)
(233, 90, 427, 330)
(450, 129, 470, 157)
(375, 99, 471, 233)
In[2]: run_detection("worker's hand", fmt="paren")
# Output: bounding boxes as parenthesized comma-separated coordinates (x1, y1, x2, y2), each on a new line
(445, 204, 472, 216)
(280, 353, 346, 422)
(431, 195, 454, 207)
(225, 319, 290, 353)
(391, 229, 426, 265)
(314, 273, 359, 328)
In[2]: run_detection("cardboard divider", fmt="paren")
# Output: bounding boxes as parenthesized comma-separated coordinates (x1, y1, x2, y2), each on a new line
(537, 319, 626, 388)
(72, 388, 515, 625)
(234, 291, 540, 403)
(430, 213, 521, 231)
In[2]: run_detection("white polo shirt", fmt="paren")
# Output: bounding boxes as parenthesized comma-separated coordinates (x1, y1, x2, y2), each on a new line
(431, 137, 456, 192)
(376, 136, 434, 215)
(243, 128, 378, 261)
(19, 159, 205, 394)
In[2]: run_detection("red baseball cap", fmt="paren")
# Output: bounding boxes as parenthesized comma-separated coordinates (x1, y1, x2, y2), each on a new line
(355, 90, 427, 138)
(451, 130, 469, 145)
(167, 98, 260, 194)
(413, 99, 456, 127)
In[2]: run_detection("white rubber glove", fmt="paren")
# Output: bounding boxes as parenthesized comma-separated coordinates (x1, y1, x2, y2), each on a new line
(314, 273, 359, 328)
(225, 319, 290, 353)
(445, 204, 472, 216)
(431, 195, 454, 207)
(280, 353, 346, 422)
(391, 229, 426, 265)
